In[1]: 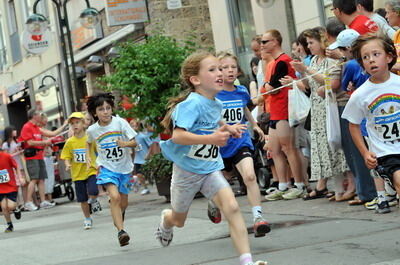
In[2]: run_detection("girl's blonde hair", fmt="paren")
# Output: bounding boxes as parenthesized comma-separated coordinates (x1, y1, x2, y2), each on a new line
(161, 51, 214, 134)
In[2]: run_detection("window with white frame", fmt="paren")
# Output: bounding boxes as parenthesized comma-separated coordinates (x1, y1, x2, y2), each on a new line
(0, 14, 8, 71)
(7, 0, 22, 63)
(21, 0, 49, 23)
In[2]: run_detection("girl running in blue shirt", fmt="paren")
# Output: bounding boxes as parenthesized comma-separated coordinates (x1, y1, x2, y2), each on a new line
(156, 51, 267, 265)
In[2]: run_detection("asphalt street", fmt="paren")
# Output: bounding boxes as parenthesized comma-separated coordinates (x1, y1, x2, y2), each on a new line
(2, 185, 400, 265)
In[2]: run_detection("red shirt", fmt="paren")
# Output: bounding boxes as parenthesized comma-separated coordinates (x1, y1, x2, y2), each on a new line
(349, 15, 379, 36)
(19, 121, 44, 160)
(0, 152, 18, 194)
(264, 53, 296, 120)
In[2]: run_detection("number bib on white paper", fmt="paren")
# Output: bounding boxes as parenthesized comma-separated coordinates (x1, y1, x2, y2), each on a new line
(73, 149, 86, 163)
(374, 110, 400, 142)
(187, 144, 219, 161)
(0, 169, 10, 184)
(221, 100, 244, 124)
(101, 142, 124, 161)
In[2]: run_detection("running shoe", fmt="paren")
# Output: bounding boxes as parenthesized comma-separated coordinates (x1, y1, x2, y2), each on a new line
(4, 223, 13, 233)
(91, 200, 102, 213)
(155, 209, 173, 247)
(365, 195, 398, 210)
(282, 187, 305, 200)
(207, 200, 221, 224)
(245, 261, 268, 265)
(40, 200, 56, 209)
(265, 190, 287, 201)
(83, 218, 92, 230)
(253, 217, 271, 238)
(140, 188, 150, 195)
(24, 202, 38, 211)
(13, 208, 22, 220)
(375, 200, 391, 214)
(118, 229, 130, 247)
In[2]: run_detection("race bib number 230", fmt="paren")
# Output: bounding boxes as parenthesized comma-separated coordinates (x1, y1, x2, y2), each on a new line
(187, 144, 219, 161)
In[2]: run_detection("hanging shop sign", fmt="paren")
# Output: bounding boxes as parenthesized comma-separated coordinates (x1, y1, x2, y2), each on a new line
(21, 30, 51, 54)
(105, 0, 149, 27)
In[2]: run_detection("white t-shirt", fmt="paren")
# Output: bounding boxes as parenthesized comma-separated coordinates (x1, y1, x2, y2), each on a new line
(342, 73, 400, 158)
(87, 116, 137, 174)
(371, 13, 395, 39)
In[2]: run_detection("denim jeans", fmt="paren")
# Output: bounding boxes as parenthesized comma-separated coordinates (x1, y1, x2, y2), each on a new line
(338, 106, 376, 201)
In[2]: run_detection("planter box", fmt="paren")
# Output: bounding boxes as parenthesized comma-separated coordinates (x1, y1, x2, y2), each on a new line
(156, 176, 171, 202)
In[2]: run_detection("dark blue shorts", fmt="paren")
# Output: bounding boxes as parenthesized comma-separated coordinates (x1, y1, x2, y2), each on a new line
(74, 175, 99, 203)
(0, 191, 18, 202)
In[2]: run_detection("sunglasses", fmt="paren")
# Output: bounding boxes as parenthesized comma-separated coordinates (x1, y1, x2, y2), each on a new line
(261, 39, 274, 44)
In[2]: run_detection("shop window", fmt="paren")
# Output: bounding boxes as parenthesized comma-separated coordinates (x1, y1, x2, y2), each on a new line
(7, 0, 22, 63)
(227, 0, 257, 77)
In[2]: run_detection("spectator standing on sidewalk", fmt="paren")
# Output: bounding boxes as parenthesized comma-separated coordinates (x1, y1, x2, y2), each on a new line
(2, 126, 27, 211)
(0, 140, 25, 232)
(19, 109, 67, 211)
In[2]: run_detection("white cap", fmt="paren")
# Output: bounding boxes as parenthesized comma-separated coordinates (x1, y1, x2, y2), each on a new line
(328, 29, 360, 50)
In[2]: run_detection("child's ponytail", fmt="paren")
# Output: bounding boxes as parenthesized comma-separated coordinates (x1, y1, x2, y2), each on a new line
(161, 51, 214, 134)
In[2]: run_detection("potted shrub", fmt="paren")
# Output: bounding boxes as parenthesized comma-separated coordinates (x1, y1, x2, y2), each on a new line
(141, 153, 173, 201)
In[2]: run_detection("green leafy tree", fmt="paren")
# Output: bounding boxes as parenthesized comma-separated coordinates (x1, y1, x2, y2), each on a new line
(99, 34, 198, 133)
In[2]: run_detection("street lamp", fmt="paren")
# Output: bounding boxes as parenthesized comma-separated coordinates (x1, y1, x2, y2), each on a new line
(25, 0, 100, 115)
(38, 75, 64, 120)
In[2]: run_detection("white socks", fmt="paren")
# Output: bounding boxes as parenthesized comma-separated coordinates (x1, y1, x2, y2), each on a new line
(239, 253, 252, 265)
(278, 182, 288, 191)
(252, 206, 262, 220)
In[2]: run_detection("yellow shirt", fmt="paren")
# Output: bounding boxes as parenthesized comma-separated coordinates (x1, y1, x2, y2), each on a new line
(393, 29, 400, 73)
(60, 135, 97, 181)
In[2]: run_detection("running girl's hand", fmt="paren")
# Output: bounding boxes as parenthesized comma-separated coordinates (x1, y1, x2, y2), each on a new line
(279, 75, 294, 87)
(363, 151, 377, 169)
(210, 125, 231, 146)
(116, 138, 126, 147)
(226, 123, 247, 138)
(65, 164, 71, 171)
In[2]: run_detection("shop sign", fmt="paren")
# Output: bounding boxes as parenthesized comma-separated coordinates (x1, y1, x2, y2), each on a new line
(21, 30, 51, 54)
(7, 81, 26, 97)
(167, 0, 182, 9)
(105, 0, 149, 27)
(71, 24, 103, 51)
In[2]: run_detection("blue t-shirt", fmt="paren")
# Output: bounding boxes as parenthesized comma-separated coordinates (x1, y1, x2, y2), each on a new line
(216, 85, 253, 158)
(341, 59, 370, 136)
(160, 92, 224, 174)
(134, 131, 159, 165)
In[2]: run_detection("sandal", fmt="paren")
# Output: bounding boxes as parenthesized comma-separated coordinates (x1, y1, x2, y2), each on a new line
(303, 188, 328, 200)
(335, 191, 356, 202)
(325, 191, 335, 198)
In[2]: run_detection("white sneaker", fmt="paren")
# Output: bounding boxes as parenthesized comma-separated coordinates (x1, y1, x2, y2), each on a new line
(40, 200, 56, 209)
(282, 187, 306, 200)
(91, 200, 102, 213)
(140, 188, 150, 195)
(24, 202, 38, 211)
(83, 219, 92, 230)
(155, 209, 173, 247)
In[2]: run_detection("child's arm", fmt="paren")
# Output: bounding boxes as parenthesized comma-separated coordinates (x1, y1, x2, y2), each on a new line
(86, 142, 92, 169)
(116, 138, 137, 148)
(244, 107, 264, 141)
(64, 159, 72, 172)
(217, 121, 247, 138)
(15, 164, 25, 186)
(172, 127, 230, 147)
(40, 119, 68, 137)
(349, 123, 377, 169)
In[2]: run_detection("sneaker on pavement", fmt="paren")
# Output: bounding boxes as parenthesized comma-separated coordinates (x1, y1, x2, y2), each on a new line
(375, 200, 391, 214)
(365, 196, 397, 210)
(24, 202, 38, 211)
(83, 219, 92, 230)
(265, 190, 286, 201)
(253, 217, 271, 238)
(118, 229, 130, 247)
(40, 200, 56, 209)
(4, 224, 13, 233)
(13, 208, 22, 220)
(245, 261, 268, 265)
(140, 188, 150, 195)
(282, 187, 305, 200)
(207, 200, 221, 224)
(155, 209, 173, 247)
(91, 200, 102, 213)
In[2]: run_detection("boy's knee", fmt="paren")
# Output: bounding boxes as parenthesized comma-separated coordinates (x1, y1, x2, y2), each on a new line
(173, 219, 185, 228)
(109, 193, 121, 203)
(243, 173, 257, 184)
(221, 199, 240, 214)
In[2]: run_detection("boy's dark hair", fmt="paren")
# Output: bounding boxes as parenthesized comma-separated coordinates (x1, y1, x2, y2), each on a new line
(86, 93, 115, 122)
(351, 35, 397, 70)
(332, 0, 357, 15)
(374, 8, 386, 19)
(326, 17, 346, 38)
(356, 0, 373, 12)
